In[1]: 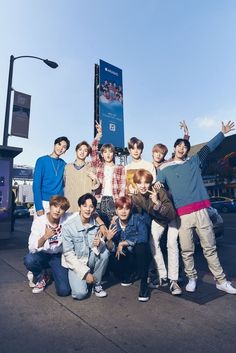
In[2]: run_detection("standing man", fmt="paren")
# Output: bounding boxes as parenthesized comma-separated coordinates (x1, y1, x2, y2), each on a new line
(157, 121, 236, 294)
(33, 136, 70, 217)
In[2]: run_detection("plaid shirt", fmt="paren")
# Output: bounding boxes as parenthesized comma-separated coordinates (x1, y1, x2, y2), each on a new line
(91, 138, 126, 201)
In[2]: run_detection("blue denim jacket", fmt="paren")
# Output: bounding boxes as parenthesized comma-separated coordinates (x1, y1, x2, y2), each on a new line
(62, 214, 99, 258)
(62, 214, 102, 279)
(113, 213, 149, 248)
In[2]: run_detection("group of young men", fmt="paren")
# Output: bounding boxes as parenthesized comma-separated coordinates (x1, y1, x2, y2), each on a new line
(24, 120, 236, 302)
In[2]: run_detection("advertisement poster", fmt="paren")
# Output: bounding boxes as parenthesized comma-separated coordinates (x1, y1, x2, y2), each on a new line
(11, 90, 31, 138)
(99, 59, 124, 148)
(0, 160, 10, 220)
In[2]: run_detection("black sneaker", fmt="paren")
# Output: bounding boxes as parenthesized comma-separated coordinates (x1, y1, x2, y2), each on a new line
(159, 278, 169, 287)
(138, 283, 150, 302)
(121, 278, 133, 287)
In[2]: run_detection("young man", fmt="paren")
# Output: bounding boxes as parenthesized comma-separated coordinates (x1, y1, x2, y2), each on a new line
(91, 121, 126, 226)
(62, 193, 110, 300)
(157, 121, 236, 294)
(125, 137, 156, 194)
(152, 120, 189, 170)
(106, 196, 151, 302)
(64, 141, 100, 212)
(24, 195, 71, 296)
(132, 169, 182, 295)
(33, 136, 70, 217)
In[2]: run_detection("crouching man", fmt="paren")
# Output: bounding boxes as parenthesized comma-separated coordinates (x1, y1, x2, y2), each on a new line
(24, 196, 71, 296)
(62, 193, 110, 300)
(106, 196, 151, 302)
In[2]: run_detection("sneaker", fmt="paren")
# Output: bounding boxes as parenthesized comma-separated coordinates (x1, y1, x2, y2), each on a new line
(216, 281, 236, 294)
(121, 278, 133, 287)
(32, 274, 51, 294)
(170, 281, 182, 295)
(93, 284, 107, 298)
(138, 281, 150, 302)
(186, 278, 197, 292)
(32, 278, 47, 294)
(159, 278, 169, 287)
(27, 271, 35, 288)
(148, 278, 159, 289)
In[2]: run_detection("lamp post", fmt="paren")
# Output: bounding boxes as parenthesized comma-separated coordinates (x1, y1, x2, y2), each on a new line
(2, 55, 58, 146)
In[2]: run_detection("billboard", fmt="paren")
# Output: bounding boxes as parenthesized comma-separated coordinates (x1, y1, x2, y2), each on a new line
(98, 60, 124, 148)
(13, 167, 33, 180)
(11, 90, 31, 138)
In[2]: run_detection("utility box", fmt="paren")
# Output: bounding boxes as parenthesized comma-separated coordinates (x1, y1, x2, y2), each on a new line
(0, 145, 22, 239)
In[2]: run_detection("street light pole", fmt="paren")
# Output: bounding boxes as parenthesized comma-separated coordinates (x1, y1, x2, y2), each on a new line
(2, 54, 58, 146)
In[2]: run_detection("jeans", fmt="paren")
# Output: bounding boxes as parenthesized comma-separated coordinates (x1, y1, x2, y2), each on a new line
(110, 243, 151, 282)
(24, 252, 71, 296)
(68, 248, 110, 300)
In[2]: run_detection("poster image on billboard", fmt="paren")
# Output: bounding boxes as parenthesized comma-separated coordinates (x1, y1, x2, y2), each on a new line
(99, 59, 124, 149)
(11, 91, 31, 139)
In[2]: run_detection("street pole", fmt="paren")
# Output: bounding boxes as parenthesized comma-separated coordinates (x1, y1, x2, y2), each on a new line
(3, 55, 14, 147)
(2, 55, 58, 147)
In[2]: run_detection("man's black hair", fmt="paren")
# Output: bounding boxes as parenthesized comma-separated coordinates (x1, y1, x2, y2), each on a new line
(78, 193, 97, 208)
(54, 136, 70, 150)
(174, 138, 191, 153)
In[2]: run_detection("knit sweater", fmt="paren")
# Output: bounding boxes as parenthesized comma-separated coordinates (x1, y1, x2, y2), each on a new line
(33, 155, 66, 212)
(64, 162, 100, 212)
(157, 132, 225, 215)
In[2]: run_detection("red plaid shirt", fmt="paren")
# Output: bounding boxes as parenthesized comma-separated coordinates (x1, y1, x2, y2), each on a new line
(91, 138, 126, 201)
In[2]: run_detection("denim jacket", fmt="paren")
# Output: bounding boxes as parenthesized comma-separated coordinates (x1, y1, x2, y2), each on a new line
(62, 214, 104, 279)
(113, 213, 149, 250)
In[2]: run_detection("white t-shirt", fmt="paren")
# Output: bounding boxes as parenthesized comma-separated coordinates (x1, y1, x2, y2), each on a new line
(103, 165, 114, 196)
(28, 212, 74, 254)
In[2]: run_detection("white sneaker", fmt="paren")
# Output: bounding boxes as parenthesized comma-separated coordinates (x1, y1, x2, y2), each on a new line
(170, 281, 182, 295)
(186, 278, 197, 292)
(93, 285, 107, 298)
(27, 271, 35, 288)
(216, 281, 236, 294)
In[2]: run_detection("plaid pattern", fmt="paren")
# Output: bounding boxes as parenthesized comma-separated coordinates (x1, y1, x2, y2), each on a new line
(91, 138, 126, 201)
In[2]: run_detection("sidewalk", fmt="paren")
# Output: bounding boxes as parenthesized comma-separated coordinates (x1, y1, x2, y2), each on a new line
(0, 219, 236, 353)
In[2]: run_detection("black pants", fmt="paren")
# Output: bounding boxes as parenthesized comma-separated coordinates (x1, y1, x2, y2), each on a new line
(109, 242, 151, 282)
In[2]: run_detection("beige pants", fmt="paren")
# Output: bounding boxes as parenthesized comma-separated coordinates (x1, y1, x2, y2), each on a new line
(179, 208, 226, 284)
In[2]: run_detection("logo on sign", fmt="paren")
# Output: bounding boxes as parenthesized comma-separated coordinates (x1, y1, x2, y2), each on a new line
(109, 123, 116, 132)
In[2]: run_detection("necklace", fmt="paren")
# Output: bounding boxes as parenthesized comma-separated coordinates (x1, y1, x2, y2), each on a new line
(50, 156, 60, 176)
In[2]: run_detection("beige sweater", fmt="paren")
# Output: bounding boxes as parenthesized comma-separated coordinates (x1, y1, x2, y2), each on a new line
(64, 162, 99, 212)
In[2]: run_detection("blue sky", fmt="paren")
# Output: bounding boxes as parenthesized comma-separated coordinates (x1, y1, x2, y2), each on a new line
(1, 0, 236, 167)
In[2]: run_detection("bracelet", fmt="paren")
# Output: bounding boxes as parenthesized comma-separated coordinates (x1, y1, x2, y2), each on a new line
(99, 223, 105, 227)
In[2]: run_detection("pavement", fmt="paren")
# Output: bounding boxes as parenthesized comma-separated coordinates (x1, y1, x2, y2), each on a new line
(0, 217, 236, 353)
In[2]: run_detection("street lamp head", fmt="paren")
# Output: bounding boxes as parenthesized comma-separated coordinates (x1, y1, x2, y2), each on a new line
(43, 59, 58, 69)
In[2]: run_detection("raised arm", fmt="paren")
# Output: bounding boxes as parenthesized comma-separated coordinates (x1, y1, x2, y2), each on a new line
(91, 121, 103, 168)
(180, 120, 190, 140)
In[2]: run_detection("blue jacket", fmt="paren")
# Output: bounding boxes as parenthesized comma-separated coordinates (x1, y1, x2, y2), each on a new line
(113, 213, 149, 248)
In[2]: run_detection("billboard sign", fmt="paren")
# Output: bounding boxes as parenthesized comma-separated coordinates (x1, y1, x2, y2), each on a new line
(11, 90, 31, 138)
(13, 167, 33, 180)
(99, 60, 124, 148)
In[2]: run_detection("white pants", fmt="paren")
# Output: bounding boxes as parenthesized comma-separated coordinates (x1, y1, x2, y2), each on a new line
(179, 209, 226, 283)
(150, 219, 179, 281)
